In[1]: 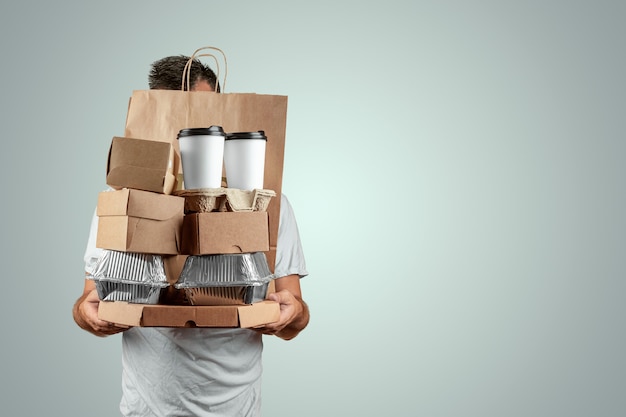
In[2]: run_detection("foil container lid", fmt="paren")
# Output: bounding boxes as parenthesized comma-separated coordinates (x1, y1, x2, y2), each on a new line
(175, 252, 274, 288)
(91, 250, 167, 284)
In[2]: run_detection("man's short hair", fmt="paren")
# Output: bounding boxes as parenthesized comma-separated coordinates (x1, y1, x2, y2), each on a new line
(148, 55, 219, 91)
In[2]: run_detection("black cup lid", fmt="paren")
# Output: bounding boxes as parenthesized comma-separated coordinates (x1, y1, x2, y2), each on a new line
(177, 125, 225, 139)
(226, 131, 267, 141)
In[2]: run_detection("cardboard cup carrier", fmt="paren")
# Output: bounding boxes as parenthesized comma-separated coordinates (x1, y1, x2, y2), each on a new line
(177, 126, 226, 189)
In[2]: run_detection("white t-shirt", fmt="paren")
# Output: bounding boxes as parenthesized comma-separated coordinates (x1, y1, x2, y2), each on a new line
(84, 193, 308, 417)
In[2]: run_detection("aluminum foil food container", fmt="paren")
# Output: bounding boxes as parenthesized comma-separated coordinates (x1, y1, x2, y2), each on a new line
(91, 250, 167, 283)
(90, 250, 168, 304)
(175, 252, 273, 305)
(95, 280, 168, 304)
(175, 252, 274, 287)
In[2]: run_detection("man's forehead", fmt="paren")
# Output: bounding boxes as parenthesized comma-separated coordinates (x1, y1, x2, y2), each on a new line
(192, 80, 214, 92)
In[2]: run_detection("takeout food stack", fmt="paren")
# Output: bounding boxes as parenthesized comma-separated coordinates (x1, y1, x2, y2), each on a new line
(92, 135, 276, 310)
(171, 126, 276, 306)
(92, 50, 288, 326)
(91, 136, 185, 305)
(173, 188, 276, 305)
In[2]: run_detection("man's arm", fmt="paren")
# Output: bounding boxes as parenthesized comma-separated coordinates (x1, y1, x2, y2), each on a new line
(73, 278, 127, 337)
(257, 274, 310, 340)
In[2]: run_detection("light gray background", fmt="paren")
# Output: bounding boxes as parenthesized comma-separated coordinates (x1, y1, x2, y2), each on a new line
(1, 1, 624, 416)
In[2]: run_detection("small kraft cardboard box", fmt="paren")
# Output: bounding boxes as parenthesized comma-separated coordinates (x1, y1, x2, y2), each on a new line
(181, 211, 270, 255)
(96, 188, 184, 254)
(98, 300, 280, 328)
(106, 136, 180, 195)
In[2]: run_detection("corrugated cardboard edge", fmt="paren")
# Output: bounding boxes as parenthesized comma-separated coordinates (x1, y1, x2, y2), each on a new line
(98, 300, 279, 328)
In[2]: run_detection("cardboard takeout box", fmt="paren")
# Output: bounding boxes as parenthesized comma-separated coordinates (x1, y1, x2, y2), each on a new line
(106, 136, 180, 195)
(181, 211, 270, 255)
(96, 189, 184, 254)
(98, 300, 280, 328)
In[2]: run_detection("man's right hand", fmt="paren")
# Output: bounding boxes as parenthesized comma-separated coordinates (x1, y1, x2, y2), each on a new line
(73, 279, 129, 337)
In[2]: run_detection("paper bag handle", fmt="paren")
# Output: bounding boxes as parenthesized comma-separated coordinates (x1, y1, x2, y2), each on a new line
(182, 46, 228, 92)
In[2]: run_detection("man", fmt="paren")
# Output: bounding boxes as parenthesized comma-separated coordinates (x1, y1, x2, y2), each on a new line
(73, 55, 310, 416)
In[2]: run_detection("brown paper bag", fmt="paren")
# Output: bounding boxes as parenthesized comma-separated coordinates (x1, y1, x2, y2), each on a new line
(123, 47, 287, 271)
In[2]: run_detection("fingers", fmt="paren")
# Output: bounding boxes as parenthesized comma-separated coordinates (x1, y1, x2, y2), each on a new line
(90, 318, 128, 336)
(267, 289, 296, 307)
(267, 292, 279, 303)
(253, 322, 284, 336)
(252, 326, 278, 336)
(81, 290, 129, 336)
(85, 289, 101, 302)
(101, 322, 129, 335)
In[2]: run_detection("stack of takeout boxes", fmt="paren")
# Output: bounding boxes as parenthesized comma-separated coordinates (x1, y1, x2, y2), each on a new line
(93, 136, 281, 328)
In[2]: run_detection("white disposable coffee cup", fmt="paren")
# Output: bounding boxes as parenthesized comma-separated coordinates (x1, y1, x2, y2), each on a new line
(177, 126, 226, 189)
(224, 131, 267, 190)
